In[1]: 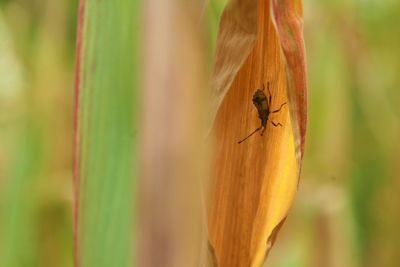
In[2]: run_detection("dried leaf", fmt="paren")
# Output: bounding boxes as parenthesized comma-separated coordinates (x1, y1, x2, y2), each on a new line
(271, 0, 307, 161)
(207, 0, 307, 266)
(208, 0, 258, 130)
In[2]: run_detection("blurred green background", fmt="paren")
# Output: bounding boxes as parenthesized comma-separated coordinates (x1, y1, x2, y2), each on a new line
(0, 0, 77, 266)
(269, 1, 400, 267)
(0, 0, 399, 267)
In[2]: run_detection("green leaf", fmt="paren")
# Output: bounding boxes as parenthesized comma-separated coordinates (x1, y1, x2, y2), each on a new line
(74, 1, 140, 266)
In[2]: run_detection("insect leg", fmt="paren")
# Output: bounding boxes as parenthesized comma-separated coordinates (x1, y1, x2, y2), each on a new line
(271, 102, 287, 113)
(260, 126, 266, 136)
(270, 121, 283, 127)
(238, 126, 262, 144)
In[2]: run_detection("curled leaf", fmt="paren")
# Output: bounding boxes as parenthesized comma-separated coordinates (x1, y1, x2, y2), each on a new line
(207, 0, 307, 266)
(271, 0, 307, 162)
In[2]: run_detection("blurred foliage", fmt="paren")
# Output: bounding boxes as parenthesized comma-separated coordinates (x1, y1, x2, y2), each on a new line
(0, 0, 77, 267)
(0, 0, 399, 267)
(268, 0, 400, 267)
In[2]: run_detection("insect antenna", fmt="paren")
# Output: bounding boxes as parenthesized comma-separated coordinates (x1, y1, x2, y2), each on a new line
(238, 126, 263, 144)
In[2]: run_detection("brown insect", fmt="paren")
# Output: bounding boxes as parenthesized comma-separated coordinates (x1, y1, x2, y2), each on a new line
(238, 83, 286, 144)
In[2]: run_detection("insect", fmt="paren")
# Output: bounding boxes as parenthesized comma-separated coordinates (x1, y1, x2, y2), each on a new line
(238, 83, 286, 144)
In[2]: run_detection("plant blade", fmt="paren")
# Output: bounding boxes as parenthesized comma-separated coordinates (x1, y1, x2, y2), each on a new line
(74, 1, 140, 266)
(207, 0, 307, 266)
